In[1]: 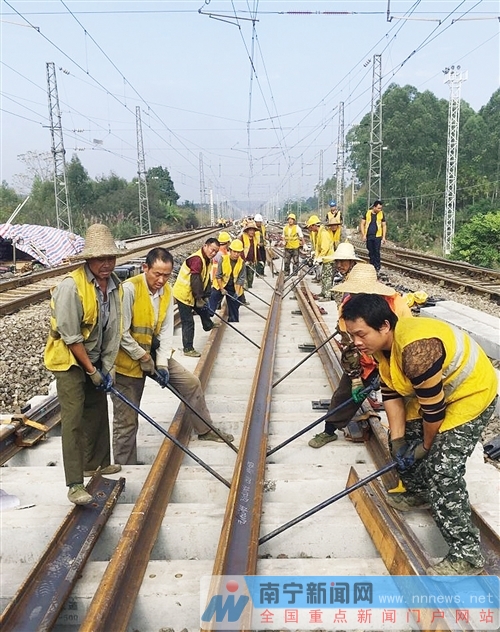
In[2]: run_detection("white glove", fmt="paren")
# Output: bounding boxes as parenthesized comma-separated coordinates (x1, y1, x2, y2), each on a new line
(313, 258, 322, 265)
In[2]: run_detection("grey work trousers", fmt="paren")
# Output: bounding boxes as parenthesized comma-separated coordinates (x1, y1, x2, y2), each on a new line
(111, 358, 213, 465)
(53, 365, 111, 486)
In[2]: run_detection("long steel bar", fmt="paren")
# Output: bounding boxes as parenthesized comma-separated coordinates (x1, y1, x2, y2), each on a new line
(0, 476, 124, 632)
(211, 273, 283, 579)
(109, 385, 231, 487)
(80, 326, 225, 632)
(259, 462, 397, 544)
(245, 288, 271, 306)
(211, 310, 261, 348)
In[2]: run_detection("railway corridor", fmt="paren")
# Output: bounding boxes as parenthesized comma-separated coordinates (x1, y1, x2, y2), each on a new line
(1, 265, 499, 632)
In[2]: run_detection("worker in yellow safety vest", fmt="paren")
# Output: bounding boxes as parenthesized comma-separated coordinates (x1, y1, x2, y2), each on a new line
(282, 213, 304, 276)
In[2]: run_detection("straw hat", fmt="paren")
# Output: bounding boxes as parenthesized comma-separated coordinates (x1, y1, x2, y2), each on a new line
(332, 263, 395, 296)
(75, 224, 122, 260)
(244, 221, 258, 231)
(332, 242, 361, 261)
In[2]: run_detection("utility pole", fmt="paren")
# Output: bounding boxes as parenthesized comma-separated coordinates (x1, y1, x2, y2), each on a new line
(317, 149, 324, 212)
(335, 101, 345, 220)
(46, 62, 72, 232)
(443, 66, 467, 255)
(135, 106, 151, 235)
(368, 54, 382, 208)
(199, 152, 206, 224)
(209, 188, 214, 226)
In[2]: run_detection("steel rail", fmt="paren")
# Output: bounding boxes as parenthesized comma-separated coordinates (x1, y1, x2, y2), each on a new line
(79, 321, 227, 632)
(211, 273, 284, 580)
(0, 227, 217, 315)
(0, 475, 125, 632)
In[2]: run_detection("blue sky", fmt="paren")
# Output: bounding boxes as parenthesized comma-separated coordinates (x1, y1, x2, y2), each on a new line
(1, 1, 499, 211)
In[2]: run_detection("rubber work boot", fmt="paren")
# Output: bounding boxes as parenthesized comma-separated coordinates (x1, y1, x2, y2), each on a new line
(184, 348, 201, 358)
(308, 431, 338, 448)
(426, 556, 484, 576)
(385, 492, 430, 512)
(198, 429, 234, 443)
(68, 484, 92, 505)
(84, 464, 122, 477)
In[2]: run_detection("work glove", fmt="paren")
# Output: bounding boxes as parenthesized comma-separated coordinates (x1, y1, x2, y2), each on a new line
(195, 298, 208, 310)
(351, 378, 367, 404)
(340, 343, 362, 379)
(87, 366, 104, 388)
(393, 440, 428, 472)
(313, 258, 322, 265)
(220, 288, 228, 295)
(139, 355, 155, 375)
(87, 367, 114, 391)
(306, 258, 314, 267)
(155, 366, 170, 388)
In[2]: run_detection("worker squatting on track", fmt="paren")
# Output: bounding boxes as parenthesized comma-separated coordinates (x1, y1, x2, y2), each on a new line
(342, 293, 498, 576)
(44, 224, 123, 506)
(208, 239, 246, 323)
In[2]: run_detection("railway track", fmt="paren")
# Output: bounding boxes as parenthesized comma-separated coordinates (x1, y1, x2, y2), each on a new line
(0, 227, 216, 315)
(1, 267, 499, 631)
(351, 238, 500, 302)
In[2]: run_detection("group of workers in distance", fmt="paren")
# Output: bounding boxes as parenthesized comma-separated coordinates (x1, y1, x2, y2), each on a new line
(44, 212, 498, 577)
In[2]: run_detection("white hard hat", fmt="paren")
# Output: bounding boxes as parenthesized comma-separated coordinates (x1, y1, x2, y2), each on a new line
(254, 213, 263, 222)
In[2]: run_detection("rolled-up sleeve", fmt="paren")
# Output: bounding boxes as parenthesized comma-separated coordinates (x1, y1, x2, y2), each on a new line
(52, 278, 85, 345)
(120, 282, 146, 361)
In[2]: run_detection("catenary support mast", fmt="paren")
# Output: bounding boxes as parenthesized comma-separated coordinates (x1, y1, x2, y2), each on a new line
(443, 66, 467, 255)
(336, 101, 345, 220)
(367, 54, 382, 208)
(46, 62, 72, 232)
(135, 106, 151, 235)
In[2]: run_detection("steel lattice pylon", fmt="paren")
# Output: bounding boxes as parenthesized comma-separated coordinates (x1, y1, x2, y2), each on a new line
(46, 62, 72, 232)
(335, 101, 345, 218)
(136, 107, 151, 235)
(443, 67, 467, 255)
(368, 54, 382, 208)
(199, 152, 207, 222)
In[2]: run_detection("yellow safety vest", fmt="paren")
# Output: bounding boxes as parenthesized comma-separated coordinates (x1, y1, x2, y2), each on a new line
(316, 225, 335, 262)
(115, 275, 171, 378)
(44, 267, 122, 371)
(173, 249, 210, 306)
(327, 210, 342, 225)
(375, 317, 497, 431)
(241, 232, 258, 260)
(213, 254, 244, 291)
(364, 209, 384, 237)
(283, 224, 300, 249)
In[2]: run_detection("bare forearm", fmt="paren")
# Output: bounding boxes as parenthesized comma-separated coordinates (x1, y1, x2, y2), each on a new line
(67, 342, 94, 374)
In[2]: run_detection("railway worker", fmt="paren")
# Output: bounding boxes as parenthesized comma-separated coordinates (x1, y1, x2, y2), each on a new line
(208, 239, 246, 323)
(282, 213, 304, 276)
(308, 264, 411, 448)
(342, 293, 498, 576)
(172, 237, 220, 358)
(112, 247, 233, 465)
(311, 217, 335, 302)
(332, 241, 361, 281)
(253, 213, 267, 276)
(360, 199, 386, 275)
(325, 201, 342, 250)
(240, 221, 259, 290)
(44, 224, 123, 506)
(305, 214, 322, 282)
(212, 231, 231, 282)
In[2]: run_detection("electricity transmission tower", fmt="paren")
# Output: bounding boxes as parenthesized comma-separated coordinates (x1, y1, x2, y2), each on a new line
(368, 54, 382, 208)
(135, 106, 151, 235)
(317, 149, 324, 212)
(199, 153, 207, 223)
(336, 101, 345, 218)
(46, 62, 72, 232)
(443, 66, 467, 255)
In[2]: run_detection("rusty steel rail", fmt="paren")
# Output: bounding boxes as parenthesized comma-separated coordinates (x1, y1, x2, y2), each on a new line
(211, 272, 284, 579)
(79, 318, 229, 632)
(0, 227, 217, 315)
(0, 475, 125, 632)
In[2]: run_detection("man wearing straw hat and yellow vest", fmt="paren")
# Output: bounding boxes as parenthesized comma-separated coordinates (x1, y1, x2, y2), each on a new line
(44, 224, 123, 505)
(342, 293, 497, 575)
(112, 247, 233, 465)
(309, 263, 411, 448)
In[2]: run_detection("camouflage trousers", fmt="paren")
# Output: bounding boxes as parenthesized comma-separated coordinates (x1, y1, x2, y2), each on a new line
(321, 262, 334, 297)
(400, 397, 497, 566)
(284, 248, 299, 275)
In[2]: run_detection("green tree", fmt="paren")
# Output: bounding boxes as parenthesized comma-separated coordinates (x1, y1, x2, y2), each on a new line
(450, 211, 500, 268)
(66, 154, 95, 214)
(0, 181, 21, 223)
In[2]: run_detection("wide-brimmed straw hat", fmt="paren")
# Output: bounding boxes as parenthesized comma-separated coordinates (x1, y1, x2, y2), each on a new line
(244, 221, 258, 231)
(73, 223, 123, 260)
(332, 263, 395, 296)
(332, 242, 361, 261)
